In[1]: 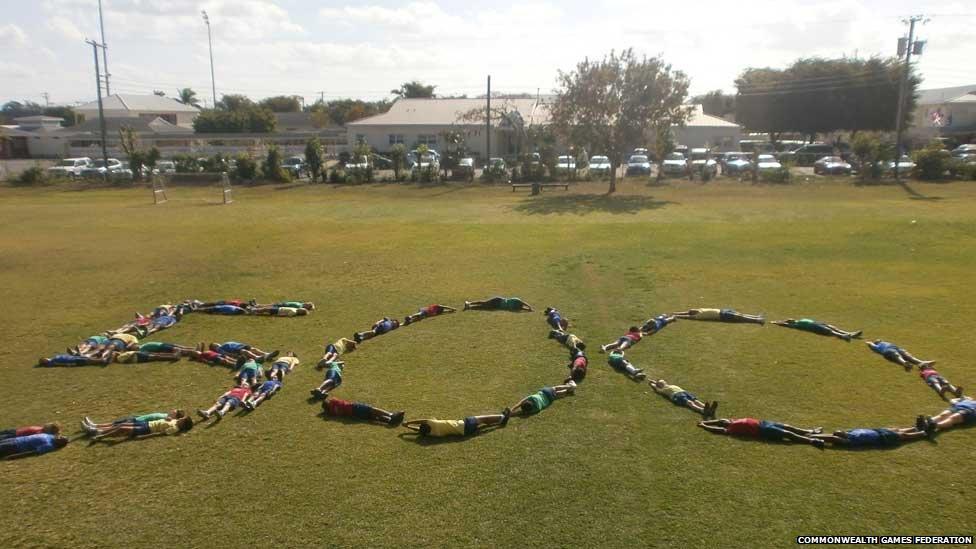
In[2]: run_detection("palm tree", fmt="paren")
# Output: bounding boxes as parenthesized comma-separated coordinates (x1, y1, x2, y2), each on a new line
(176, 88, 201, 107)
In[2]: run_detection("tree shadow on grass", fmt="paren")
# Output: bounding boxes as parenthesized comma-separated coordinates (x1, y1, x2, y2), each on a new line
(513, 193, 676, 216)
(898, 181, 944, 201)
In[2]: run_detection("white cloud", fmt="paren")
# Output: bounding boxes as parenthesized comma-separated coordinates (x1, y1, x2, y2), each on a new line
(0, 61, 35, 79)
(46, 16, 86, 41)
(0, 24, 28, 48)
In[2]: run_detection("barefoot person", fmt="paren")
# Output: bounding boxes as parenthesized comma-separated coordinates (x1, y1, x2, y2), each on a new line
(549, 329, 586, 351)
(600, 327, 642, 353)
(918, 364, 963, 399)
(649, 379, 717, 418)
(867, 340, 934, 371)
(403, 412, 509, 437)
(82, 410, 185, 432)
(673, 308, 764, 325)
(698, 417, 825, 448)
(509, 383, 576, 416)
(772, 318, 862, 341)
(197, 385, 253, 420)
(404, 304, 457, 325)
(641, 314, 677, 335)
(318, 338, 357, 368)
(463, 297, 533, 312)
(812, 427, 927, 448)
(544, 307, 569, 330)
(607, 351, 646, 381)
(354, 318, 400, 343)
(322, 395, 405, 425)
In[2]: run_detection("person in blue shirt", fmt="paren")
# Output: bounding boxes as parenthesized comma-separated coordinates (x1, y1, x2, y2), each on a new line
(244, 370, 283, 411)
(544, 307, 569, 330)
(641, 314, 677, 335)
(205, 341, 279, 363)
(812, 426, 926, 448)
(921, 397, 976, 435)
(866, 340, 934, 371)
(354, 317, 400, 343)
(37, 353, 111, 367)
(0, 434, 69, 459)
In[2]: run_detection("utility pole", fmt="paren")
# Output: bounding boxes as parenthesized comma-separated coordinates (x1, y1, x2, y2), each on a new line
(486, 75, 491, 165)
(894, 15, 926, 182)
(202, 10, 217, 107)
(318, 91, 325, 104)
(97, 0, 111, 95)
(41, 92, 50, 107)
(86, 39, 110, 181)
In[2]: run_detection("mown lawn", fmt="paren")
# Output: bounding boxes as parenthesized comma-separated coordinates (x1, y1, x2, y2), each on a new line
(0, 177, 974, 548)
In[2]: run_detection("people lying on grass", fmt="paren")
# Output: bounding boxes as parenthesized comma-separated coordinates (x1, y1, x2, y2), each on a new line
(96, 332, 141, 359)
(0, 433, 69, 459)
(0, 423, 62, 441)
(269, 352, 299, 378)
(566, 349, 588, 384)
(918, 364, 963, 399)
(126, 341, 195, 357)
(106, 319, 150, 339)
(73, 334, 111, 356)
(403, 304, 457, 325)
(549, 329, 586, 351)
(113, 350, 182, 364)
(309, 361, 344, 400)
(187, 349, 238, 368)
(403, 413, 510, 437)
(600, 326, 642, 353)
(322, 395, 405, 426)
(698, 418, 824, 448)
(771, 318, 862, 341)
(812, 427, 927, 449)
(607, 351, 646, 381)
(354, 317, 400, 343)
(509, 383, 576, 416)
(38, 353, 111, 367)
(463, 296, 533, 312)
(866, 340, 935, 371)
(235, 357, 264, 387)
(672, 308, 764, 325)
(249, 305, 309, 317)
(144, 312, 181, 335)
(649, 379, 717, 418)
(640, 314, 678, 336)
(251, 300, 315, 311)
(195, 299, 251, 310)
(82, 410, 185, 431)
(86, 416, 193, 441)
(243, 370, 282, 411)
(205, 341, 279, 363)
(197, 304, 249, 315)
(197, 384, 253, 420)
(318, 339, 357, 368)
(544, 307, 569, 330)
(920, 396, 976, 435)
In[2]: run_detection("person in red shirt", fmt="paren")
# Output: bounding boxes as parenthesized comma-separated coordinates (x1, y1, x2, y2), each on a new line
(403, 304, 457, 325)
(600, 326, 642, 353)
(699, 417, 824, 448)
(321, 395, 405, 425)
(187, 349, 238, 368)
(197, 384, 253, 420)
(565, 349, 588, 383)
(0, 423, 61, 441)
(918, 365, 963, 399)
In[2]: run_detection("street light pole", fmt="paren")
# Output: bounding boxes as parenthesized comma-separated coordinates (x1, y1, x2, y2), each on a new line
(202, 10, 217, 107)
(97, 0, 110, 95)
(893, 15, 926, 182)
(86, 39, 110, 181)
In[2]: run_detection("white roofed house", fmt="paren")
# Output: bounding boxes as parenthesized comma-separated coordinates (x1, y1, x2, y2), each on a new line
(669, 105, 742, 150)
(345, 97, 551, 160)
(75, 94, 201, 128)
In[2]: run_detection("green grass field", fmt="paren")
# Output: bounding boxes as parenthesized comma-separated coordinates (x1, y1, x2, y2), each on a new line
(1, 178, 974, 548)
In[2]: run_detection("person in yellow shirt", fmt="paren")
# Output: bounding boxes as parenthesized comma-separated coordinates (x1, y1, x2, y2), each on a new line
(112, 350, 182, 364)
(403, 412, 509, 438)
(318, 338, 356, 368)
(89, 416, 193, 441)
(268, 352, 299, 378)
(649, 379, 717, 418)
(548, 329, 586, 351)
(98, 332, 140, 358)
(672, 308, 764, 325)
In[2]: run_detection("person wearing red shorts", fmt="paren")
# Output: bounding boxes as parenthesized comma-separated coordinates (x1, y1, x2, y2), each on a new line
(600, 327, 642, 353)
(187, 349, 238, 368)
(404, 304, 457, 325)
(321, 395, 404, 425)
(197, 385, 252, 420)
(699, 417, 824, 448)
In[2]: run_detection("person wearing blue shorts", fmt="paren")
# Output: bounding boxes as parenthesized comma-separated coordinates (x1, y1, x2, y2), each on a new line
(549, 329, 586, 351)
(772, 318, 862, 341)
(37, 353, 111, 367)
(310, 361, 344, 400)
(640, 314, 677, 335)
(758, 420, 825, 448)
(206, 342, 279, 363)
(607, 351, 646, 381)
(673, 308, 764, 325)
(354, 317, 400, 343)
(508, 382, 576, 416)
(923, 397, 976, 435)
(197, 385, 252, 420)
(649, 379, 716, 418)
(866, 340, 935, 371)
(198, 304, 249, 315)
(403, 412, 509, 437)
(235, 358, 263, 387)
(244, 370, 283, 411)
(318, 338, 357, 368)
(813, 427, 925, 448)
(544, 307, 569, 330)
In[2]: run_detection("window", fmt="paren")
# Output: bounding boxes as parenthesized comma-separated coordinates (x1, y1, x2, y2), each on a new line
(389, 134, 404, 145)
(417, 134, 437, 146)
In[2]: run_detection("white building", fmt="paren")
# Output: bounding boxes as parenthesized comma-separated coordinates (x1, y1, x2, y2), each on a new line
(907, 84, 976, 145)
(75, 94, 201, 128)
(671, 105, 742, 150)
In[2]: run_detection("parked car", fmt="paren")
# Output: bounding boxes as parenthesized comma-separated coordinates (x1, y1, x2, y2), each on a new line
(660, 152, 688, 177)
(453, 157, 475, 180)
(689, 148, 718, 178)
(406, 149, 440, 169)
(625, 154, 651, 176)
(282, 156, 306, 178)
(555, 155, 577, 174)
(156, 160, 176, 174)
(632, 148, 649, 157)
(950, 144, 976, 161)
(884, 155, 916, 173)
(47, 157, 92, 178)
(412, 151, 440, 173)
(372, 154, 393, 169)
(673, 145, 689, 157)
(756, 154, 782, 173)
(80, 158, 123, 179)
(779, 143, 835, 166)
(722, 152, 753, 175)
(813, 156, 852, 175)
(588, 155, 611, 175)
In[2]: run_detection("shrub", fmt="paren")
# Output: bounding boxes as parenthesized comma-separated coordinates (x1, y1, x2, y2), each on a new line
(232, 153, 258, 182)
(199, 153, 229, 173)
(328, 167, 347, 183)
(949, 160, 976, 181)
(262, 145, 291, 183)
(347, 166, 373, 184)
(912, 142, 950, 180)
(411, 165, 440, 183)
(172, 154, 200, 173)
(759, 166, 792, 184)
(851, 132, 891, 182)
(11, 166, 49, 186)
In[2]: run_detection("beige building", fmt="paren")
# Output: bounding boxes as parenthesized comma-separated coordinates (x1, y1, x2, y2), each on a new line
(907, 85, 976, 145)
(671, 105, 742, 150)
(75, 94, 201, 128)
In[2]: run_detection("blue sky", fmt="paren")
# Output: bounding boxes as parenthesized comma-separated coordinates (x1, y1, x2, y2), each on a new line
(1, 0, 974, 106)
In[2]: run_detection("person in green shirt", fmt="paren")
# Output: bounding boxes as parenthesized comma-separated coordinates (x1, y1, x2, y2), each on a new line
(463, 296, 533, 312)
(608, 351, 646, 381)
(310, 361, 344, 400)
(250, 300, 315, 311)
(509, 382, 576, 416)
(772, 318, 862, 341)
(82, 409, 187, 432)
(235, 358, 264, 387)
(73, 335, 110, 357)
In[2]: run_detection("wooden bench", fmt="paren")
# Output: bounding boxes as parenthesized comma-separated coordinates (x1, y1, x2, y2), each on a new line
(511, 183, 571, 192)
(511, 183, 534, 192)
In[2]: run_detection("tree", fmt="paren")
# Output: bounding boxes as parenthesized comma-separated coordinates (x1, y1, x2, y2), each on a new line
(304, 137, 324, 182)
(306, 99, 391, 125)
(263, 145, 289, 182)
(390, 144, 407, 181)
(216, 94, 254, 111)
(193, 107, 276, 133)
(651, 125, 675, 183)
(390, 80, 436, 99)
(118, 125, 145, 181)
(735, 57, 919, 138)
(691, 90, 735, 118)
(176, 88, 201, 107)
(549, 49, 691, 193)
(42, 106, 77, 126)
(1, 100, 43, 124)
(259, 95, 302, 112)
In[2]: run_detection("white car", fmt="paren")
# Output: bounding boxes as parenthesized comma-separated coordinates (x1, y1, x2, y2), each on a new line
(588, 155, 611, 174)
(411, 151, 440, 172)
(80, 158, 124, 178)
(156, 161, 176, 174)
(47, 157, 91, 178)
(555, 155, 576, 173)
(625, 154, 651, 176)
(660, 152, 688, 176)
(884, 155, 915, 173)
(689, 148, 718, 178)
(756, 154, 782, 172)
